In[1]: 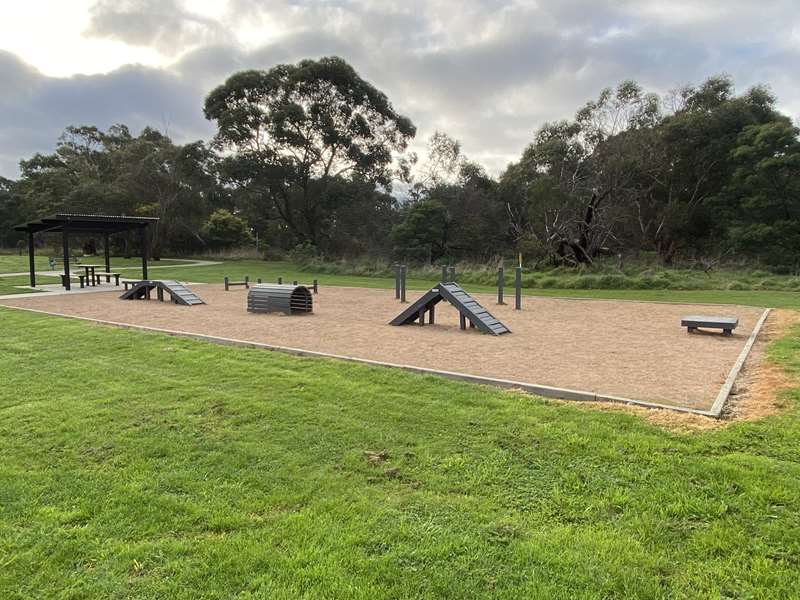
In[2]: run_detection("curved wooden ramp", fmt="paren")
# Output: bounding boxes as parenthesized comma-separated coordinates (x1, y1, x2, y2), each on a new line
(390, 282, 510, 335)
(120, 280, 205, 306)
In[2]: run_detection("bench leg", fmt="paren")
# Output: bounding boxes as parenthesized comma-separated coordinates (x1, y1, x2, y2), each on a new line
(114, 274, 120, 286)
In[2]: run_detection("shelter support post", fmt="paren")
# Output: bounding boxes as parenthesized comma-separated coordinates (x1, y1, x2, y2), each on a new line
(139, 226, 148, 280)
(62, 229, 71, 291)
(104, 232, 111, 274)
(28, 232, 36, 287)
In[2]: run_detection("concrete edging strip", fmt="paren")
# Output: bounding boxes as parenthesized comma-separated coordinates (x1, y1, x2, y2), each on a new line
(1, 303, 770, 418)
(706, 307, 771, 417)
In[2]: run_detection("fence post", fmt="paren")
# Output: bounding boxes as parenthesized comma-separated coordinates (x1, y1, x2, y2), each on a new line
(515, 267, 522, 310)
(448, 266, 456, 282)
(394, 264, 401, 299)
(224, 276, 229, 291)
(312, 279, 318, 294)
(278, 276, 283, 284)
(245, 275, 249, 289)
(400, 265, 407, 303)
(497, 267, 505, 304)
(257, 278, 262, 284)
(441, 265, 448, 282)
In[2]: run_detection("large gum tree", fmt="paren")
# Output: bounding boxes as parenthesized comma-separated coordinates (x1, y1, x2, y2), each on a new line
(204, 56, 416, 247)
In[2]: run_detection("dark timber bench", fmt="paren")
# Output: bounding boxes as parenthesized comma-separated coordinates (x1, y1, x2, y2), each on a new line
(682, 315, 739, 336)
(93, 271, 121, 286)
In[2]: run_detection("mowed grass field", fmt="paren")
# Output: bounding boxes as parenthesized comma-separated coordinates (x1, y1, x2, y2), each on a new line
(71, 257, 800, 309)
(1, 302, 800, 598)
(3, 253, 800, 307)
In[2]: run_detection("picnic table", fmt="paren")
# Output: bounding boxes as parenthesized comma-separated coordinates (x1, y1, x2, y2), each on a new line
(80, 264, 103, 286)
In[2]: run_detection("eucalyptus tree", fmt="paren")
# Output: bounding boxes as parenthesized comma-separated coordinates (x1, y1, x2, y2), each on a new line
(204, 56, 416, 249)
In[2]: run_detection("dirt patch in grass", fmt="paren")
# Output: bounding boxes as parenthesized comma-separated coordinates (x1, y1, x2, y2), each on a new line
(0, 284, 766, 412)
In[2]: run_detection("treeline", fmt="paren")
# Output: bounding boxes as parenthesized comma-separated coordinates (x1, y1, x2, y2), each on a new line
(1, 57, 798, 269)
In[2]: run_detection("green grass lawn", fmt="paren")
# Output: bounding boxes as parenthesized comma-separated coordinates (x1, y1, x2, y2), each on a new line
(0, 275, 62, 295)
(1, 307, 799, 598)
(131, 259, 800, 309)
(0, 254, 186, 275)
(3, 252, 799, 306)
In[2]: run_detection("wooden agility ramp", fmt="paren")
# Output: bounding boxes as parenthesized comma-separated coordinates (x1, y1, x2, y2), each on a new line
(119, 280, 205, 306)
(390, 282, 510, 335)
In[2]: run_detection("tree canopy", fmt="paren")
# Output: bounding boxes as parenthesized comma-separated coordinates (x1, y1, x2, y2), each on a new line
(3, 63, 799, 270)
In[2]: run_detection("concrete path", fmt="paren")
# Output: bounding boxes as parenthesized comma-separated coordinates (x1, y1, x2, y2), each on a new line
(0, 258, 220, 278)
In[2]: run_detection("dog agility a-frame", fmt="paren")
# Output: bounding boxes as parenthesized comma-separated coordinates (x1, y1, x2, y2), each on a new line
(390, 282, 510, 335)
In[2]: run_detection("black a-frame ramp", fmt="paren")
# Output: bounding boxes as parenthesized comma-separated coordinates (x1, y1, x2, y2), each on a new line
(120, 280, 205, 305)
(389, 282, 510, 335)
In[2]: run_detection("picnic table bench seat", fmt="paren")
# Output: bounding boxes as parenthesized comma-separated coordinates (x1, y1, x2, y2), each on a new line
(681, 315, 738, 336)
(93, 271, 121, 285)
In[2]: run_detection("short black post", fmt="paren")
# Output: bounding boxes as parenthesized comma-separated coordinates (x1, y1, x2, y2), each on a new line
(293, 280, 298, 285)
(394, 264, 401, 299)
(441, 265, 448, 282)
(278, 277, 283, 284)
(400, 265, 407, 303)
(448, 266, 456, 282)
(312, 279, 318, 294)
(497, 267, 505, 304)
(257, 278, 262, 284)
(224, 276, 229, 291)
(515, 267, 522, 310)
(245, 276, 249, 289)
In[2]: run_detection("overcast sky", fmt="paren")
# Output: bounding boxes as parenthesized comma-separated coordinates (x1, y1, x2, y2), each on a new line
(1, 0, 799, 179)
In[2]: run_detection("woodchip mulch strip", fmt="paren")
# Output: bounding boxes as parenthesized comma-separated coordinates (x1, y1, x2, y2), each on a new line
(0, 284, 769, 413)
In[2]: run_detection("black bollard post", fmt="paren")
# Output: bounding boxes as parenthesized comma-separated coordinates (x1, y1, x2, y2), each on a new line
(497, 267, 505, 304)
(257, 278, 262, 284)
(395, 264, 401, 299)
(400, 265, 407, 303)
(515, 267, 522, 310)
(448, 266, 456, 282)
(245, 275, 249, 289)
(224, 276, 229, 291)
(278, 276, 283, 284)
(441, 265, 448, 282)
(312, 279, 318, 294)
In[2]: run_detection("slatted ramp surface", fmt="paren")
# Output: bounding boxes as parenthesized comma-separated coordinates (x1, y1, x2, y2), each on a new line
(119, 280, 205, 305)
(390, 282, 510, 335)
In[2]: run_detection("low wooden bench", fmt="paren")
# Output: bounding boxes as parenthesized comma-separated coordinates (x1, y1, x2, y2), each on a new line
(93, 272, 121, 286)
(681, 315, 738, 336)
(224, 276, 250, 291)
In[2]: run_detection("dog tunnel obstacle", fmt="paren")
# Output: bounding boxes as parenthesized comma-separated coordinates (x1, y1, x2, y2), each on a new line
(247, 284, 313, 315)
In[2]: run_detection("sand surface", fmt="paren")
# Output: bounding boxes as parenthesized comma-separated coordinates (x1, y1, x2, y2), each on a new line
(0, 285, 767, 410)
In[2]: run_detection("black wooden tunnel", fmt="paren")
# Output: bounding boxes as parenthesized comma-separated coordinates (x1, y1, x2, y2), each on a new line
(247, 284, 313, 315)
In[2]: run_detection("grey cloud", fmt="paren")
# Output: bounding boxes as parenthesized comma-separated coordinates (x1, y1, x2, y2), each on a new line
(2, 0, 799, 179)
(85, 0, 227, 55)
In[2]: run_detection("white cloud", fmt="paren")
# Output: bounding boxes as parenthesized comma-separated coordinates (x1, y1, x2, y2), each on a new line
(0, 0, 798, 178)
